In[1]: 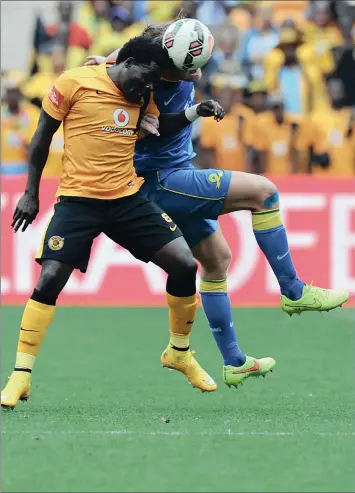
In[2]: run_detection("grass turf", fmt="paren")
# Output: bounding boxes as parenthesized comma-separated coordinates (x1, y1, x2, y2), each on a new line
(2, 306, 355, 493)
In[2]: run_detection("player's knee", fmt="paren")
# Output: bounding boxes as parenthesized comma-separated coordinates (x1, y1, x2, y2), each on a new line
(200, 245, 231, 279)
(175, 251, 198, 279)
(34, 260, 72, 302)
(167, 251, 197, 298)
(254, 177, 279, 212)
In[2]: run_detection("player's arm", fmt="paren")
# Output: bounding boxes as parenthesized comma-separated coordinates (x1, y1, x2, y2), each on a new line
(85, 49, 120, 66)
(158, 100, 225, 137)
(12, 73, 74, 232)
(198, 118, 217, 169)
(12, 110, 61, 232)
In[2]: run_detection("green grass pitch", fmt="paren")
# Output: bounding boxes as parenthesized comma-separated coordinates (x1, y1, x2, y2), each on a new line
(2, 306, 355, 492)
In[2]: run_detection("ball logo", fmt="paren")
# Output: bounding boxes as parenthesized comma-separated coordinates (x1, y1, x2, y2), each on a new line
(113, 109, 129, 127)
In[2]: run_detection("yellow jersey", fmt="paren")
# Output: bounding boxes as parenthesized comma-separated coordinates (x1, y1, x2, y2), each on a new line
(42, 64, 159, 199)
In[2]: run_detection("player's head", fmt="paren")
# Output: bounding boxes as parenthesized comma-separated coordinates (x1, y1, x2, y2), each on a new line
(142, 21, 203, 83)
(327, 77, 346, 109)
(114, 35, 173, 104)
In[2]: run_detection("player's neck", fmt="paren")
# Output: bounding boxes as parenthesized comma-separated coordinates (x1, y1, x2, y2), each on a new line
(106, 64, 123, 92)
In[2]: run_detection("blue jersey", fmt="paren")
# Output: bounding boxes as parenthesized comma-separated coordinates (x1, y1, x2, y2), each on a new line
(134, 80, 196, 174)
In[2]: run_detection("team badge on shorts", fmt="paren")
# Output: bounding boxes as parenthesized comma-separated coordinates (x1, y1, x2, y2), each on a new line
(208, 171, 223, 189)
(48, 235, 64, 251)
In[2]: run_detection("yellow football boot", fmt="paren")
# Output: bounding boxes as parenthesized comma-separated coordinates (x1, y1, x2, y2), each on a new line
(224, 356, 276, 389)
(1, 371, 31, 409)
(281, 284, 349, 316)
(161, 345, 217, 392)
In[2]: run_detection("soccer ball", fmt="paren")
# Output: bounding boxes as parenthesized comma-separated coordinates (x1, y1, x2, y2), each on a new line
(162, 19, 214, 71)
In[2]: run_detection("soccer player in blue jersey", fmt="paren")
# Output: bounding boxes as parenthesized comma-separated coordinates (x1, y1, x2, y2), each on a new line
(86, 24, 349, 389)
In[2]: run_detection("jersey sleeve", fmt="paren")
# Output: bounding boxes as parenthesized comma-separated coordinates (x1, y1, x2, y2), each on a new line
(42, 71, 76, 121)
(144, 93, 160, 117)
(200, 118, 216, 148)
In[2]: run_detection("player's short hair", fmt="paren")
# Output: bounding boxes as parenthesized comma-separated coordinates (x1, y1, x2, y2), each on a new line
(116, 35, 173, 71)
(142, 10, 187, 42)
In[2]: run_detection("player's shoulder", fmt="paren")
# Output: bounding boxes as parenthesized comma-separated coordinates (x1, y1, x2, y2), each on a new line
(59, 65, 102, 83)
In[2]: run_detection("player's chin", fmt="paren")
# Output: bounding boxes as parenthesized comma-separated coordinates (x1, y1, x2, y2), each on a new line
(185, 69, 202, 82)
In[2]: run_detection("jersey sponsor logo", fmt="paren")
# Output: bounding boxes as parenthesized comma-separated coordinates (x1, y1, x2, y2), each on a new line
(208, 171, 223, 189)
(48, 86, 64, 107)
(101, 126, 135, 135)
(113, 109, 129, 127)
(48, 235, 64, 251)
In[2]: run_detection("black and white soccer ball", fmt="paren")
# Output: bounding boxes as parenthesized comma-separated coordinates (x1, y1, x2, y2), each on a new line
(162, 19, 214, 71)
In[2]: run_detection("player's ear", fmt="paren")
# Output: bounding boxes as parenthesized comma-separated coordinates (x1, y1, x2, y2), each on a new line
(124, 57, 134, 68)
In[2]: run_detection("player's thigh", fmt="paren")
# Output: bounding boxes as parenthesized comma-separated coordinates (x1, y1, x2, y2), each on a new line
(157, 168, 232, 220)
(104, 191, 184, 263)
(35, 197, 103, 273)
(191, 227, 231, 279)
(177, 216, 219, 250)
(221, 171, 278, 214)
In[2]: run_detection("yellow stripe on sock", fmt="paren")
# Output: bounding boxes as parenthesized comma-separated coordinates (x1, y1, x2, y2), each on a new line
(200, 278, 227, 293)
(252, 209, 282, 231)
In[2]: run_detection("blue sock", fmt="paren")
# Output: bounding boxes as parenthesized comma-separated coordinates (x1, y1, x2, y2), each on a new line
(252, 209, 304, 300)
(200, 279, 246, 367)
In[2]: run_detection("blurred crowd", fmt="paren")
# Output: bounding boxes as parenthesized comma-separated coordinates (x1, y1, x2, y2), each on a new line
(2, 0, 355, 177)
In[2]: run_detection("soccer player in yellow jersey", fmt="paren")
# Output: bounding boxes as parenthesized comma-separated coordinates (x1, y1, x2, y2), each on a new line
(2, 35, 226, 409)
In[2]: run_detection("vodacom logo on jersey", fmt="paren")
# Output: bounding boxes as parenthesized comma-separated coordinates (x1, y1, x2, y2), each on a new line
(113, 108, 130, 127)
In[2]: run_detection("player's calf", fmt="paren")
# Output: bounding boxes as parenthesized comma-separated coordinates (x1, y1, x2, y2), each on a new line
(153, 237, 216, 391)
(222, 172, 349, 310)
(1, 260, 72, 409)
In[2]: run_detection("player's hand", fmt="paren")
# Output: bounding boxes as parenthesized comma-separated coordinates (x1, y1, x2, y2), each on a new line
(12, 191, 39, 232)
(197, 100, 225, 122)
(140, 113, 160, 136)
(84, 55, 106, 66)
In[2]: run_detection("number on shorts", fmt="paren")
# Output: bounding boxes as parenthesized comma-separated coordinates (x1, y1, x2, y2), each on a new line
(161, 213, 173, 223)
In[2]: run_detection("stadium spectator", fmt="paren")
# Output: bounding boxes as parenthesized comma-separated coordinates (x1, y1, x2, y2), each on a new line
(247, 93, 300, 175)
(147, 0, 182, 22)
(242, 2, 279, 80)
(89, 5, 132, 56)
(199, 74, 248, 171)
(206, 24, 241, 77)
(247, 79, 268, 115)
(46, 1, 92, 69)
(303, 0, 344, 46)
(22, 44, 66, 108)
(296, 77, 355, 176)
(264, 24, 331, 114)
(78, 0, 113, 41)
(1, 72, 40, 176)
(196, 0, 238, 26)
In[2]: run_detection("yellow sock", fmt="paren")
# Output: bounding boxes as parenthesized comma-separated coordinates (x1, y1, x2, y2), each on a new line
(252, 209, 282, 231)
(166, 293, 197, 349)
(15, 299, 56, 371)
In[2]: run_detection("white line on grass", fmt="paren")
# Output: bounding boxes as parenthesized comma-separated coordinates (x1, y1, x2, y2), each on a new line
(2, 430, 355, 437)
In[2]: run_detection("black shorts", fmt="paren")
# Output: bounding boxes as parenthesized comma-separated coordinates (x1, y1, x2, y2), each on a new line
(35, 191, 183, 273)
